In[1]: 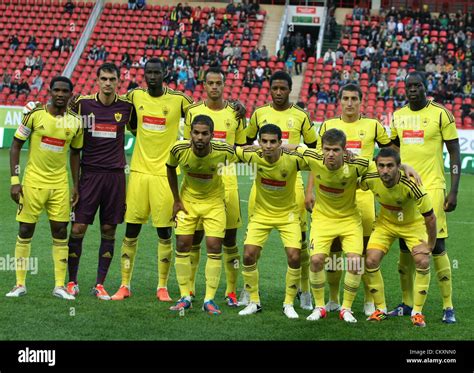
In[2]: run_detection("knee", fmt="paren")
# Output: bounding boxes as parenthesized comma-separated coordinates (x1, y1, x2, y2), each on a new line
(125, 223, 141, 238)
(18, 224, 34, 239)
(365, 254, 380, 270)
(310, 255, 325, 272)
(287, 250, 300, 268)
(415, 255, 430, 270)
(52, 224, 68, 239)
(72, 223, 87, 237)
(176, 237, 191, 253)
(206, 240, 222, 254)
(243, 249, 257, 265)
(346, 255, 362, 274)
(432, 239, 446, 255)
(157, 227, 171, 240)
(100, 224, 116, 237)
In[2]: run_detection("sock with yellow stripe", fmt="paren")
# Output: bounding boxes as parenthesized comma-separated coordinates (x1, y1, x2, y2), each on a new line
(365, 266, 386, 311)
(342, 272, 362, 310)
(242, 263, 260, 303)
(175, 251, 191, 297)
(223, 245, 239, 295)
(299, 241, 310, 292)
(204, 252, 222, 301)
(97, 233, 114, 285)
(327, 251, 342, 304)
(309, 270, 326, 308)
(189, 244, 201, 295)
(157, 238, 172, 288)
(362, 255, 374, 304)
(433, 253, 453, 309)
(120, 236, 138, 287)
(52, 238, 69, 287)
(413, 266, 431, 314)
(284, 266, 301, 305)
(14, 236, 31, 286)
(398, 250, 415, 307)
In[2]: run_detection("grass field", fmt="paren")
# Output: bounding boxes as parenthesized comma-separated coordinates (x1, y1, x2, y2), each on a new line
(0, 148, 473, 341)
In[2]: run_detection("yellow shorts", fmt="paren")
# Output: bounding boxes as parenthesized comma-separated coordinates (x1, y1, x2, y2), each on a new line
(196, 176, 242, 231)
(16, 185, 70, 223)
(175, 199, 226, 238)
(427, 188, 448, 239)
(248, 173, 307, 232)
(367, 218, 428, 254)
(244, 212, 302, 249)
(356, 188, 375, 237)
(125, 172, 174, 227)
(309, 214, 363, 256)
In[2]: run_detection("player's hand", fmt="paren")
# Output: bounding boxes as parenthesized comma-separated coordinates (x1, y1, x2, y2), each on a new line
(242, 144, 260, 151)
(444, 191, 457, 212)
(413, 240, 433, 256)
(23, 101, 42, 115)
(343, 149, 355, 161)
(10, 184, 23, 204)
(71, 187, 79, 208)
(229, 99, 247, 120)
(402, 165, 422, 185)
(68, 94, 81, 113)
(305, 192, 315, 213)
(172, 201, 188, 221)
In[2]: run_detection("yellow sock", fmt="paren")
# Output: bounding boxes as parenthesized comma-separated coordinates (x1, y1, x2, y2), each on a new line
(157, 238, 172, 288)
(342, 272, 361, 310)
(242, 263, 260, 303)
(284, 266, 301, 305)
(189, 244, 201, 295)
(14, 236, 31, 286)
(204, 253, 222, 301)
(365, 266, 386, 311)
(327, 251, 342, 303)
(175, 251, 191, 297)
(398, 250, 415, 307)
(413, 266, 431, 314)
(223, 245, 239, 295)
(120, 237, 138, 287)
(299, 241, 310, 292)
(52, 238, 68, 287)
(362, 255, 374, 304)
(433, 253, 453, 309)
(309, 270, 326, 308)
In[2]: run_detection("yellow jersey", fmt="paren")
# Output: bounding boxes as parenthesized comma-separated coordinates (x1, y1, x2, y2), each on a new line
(15, 107, 83, 189)
(246, 103, 317, 145)
(167, 140, 238, 203)
(127, 87, 193, 176)
(390, 100, 458, 189)
(300, 148, 375, 218)
(317, 115, 391, 158)
(360, 170, 433, 225)
(236, 147, 308, 218)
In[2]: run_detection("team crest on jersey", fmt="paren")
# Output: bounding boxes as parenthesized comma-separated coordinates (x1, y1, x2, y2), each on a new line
(287, 118, 294, 129)
(210, 166, 216, 172)
(358, 130, 366, 138)
(65, 129, 71, 137)
(422, 118, 429, 127)
(281, 170, 288, 178)
(114, 113, 122, 122)
(316, 174, 321, 179)
(225, 119, 231, 128)
(396, 200, 402, 205)
(162, 106, 169, 116)
(341, 182, 347, 186)
(139, 106, 144, 111)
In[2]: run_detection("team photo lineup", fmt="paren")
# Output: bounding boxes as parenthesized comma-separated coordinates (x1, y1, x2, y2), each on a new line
(1, 0, 472, 345)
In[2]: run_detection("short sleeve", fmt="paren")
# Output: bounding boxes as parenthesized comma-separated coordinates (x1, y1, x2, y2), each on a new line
(235, 118, 247, 145)
(414, 185, 433, 215)
(70, 121, 84, 150)
(440, 109, 458, 141)
(390, 115, 399, 141)
(301, 114, 317, 145)
(167, 148, 179, 168)
(375, 120, 391, 146)
(183, 108, 192, 139)
(246, 112, 259, 140)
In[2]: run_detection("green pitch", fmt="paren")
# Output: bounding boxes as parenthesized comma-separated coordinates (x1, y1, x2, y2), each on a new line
(0, 148, 472, 340)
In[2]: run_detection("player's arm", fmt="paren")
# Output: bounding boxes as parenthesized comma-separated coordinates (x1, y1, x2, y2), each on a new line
(389, 115, 400, 150)
(166, 150, 188, 219)
(444, 138, 460, 212)
(228, 99, 247, 121)
(302, 113, 317, 148)
(70, 148, 81, 208)
(10, 138, 25, 204)
(234, 117, 247, 147)
(183, 107, 192, 140)
(127, 106, 138, 137)
(423, 210, 437, 252)
(374, 119, 392, 148)
(245, 112, 258, 144)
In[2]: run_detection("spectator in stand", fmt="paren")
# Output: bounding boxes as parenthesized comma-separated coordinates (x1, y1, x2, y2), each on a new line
(316, 90, 329, 104)
(350, 68, 359, 81)
(136, 0, 146, 10)
(249, 0, 259, 17)
(138, 54, 148, 68)
(174, 54, 185, 70)
(356, 45, 366, 58)
(198, 28, 209, 45)
(97, 45, 108, 61)
(26, 36, 37, 51)
(185, 66, 196, 90)
(335, 43, 347, 59)
(293, 46, 306, 75)
(52, 35, 63, 52)
(33, 55, 43, 72)
(145, 35, 156, 50)
(285, 55, 295, 76)
(254, 65, 264, 86)
(121, 52, 132, 69)
(277, 45, 286, 62)
(395, 66, 407, 82)
(260, 45, 269, 61)
(162, 16, 170, 32)
(305, 33, 313, 56)
(30, 74, 43, 91)
(222, 43, 234, 60)
(244, 70, 255, 88)
(308, 81, 319, 98)
(361, 56, 371, 73)
(394, 92, 406, 108)
(196, 65, 206, 84)
(226, 0, 237, 15)
(177, 67, 188, 85)
(62, 37, 73, 54)
(9, 35, 19, 51)
(250, 46, 261, 61)
(16, 78, 30, 97)
(242, 26, 253, 41)
(377, 75, 388, 98)
(0, 73, 11, 92)
(425, 58, 436, 74)
(64, 0, 75, 15)
(328, 88, 338, 104)
(353, 4, 364, 21)
(343, 50, 354, 66)
(128, 0, 137, 10)
(23, 54, 36, 71)
(323, 48, 336, 66)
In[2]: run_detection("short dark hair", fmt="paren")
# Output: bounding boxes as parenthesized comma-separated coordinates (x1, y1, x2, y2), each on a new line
(338, 83, 363, 100)
(50, 76, 73, 91)
(191, 114, 214, 132)
(375, 147, 401, 165)
(270, 70, 292, 90)
(405, 71, 427, 88)
(321, 128, 346, 148)
(97, 62, 120, 78)
(204, 67, 225, 81)
(259, 123, 282, 140)
(145, 57, 165, 71)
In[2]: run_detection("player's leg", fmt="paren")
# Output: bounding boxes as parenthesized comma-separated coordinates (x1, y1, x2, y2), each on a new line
(67, 223, 88, 296)
(428, 189, 455, 323)
(307, 252, 328, 321)
(50, 219, 74, 300)
(326, 238, 342, 311)
(7, 185, 43, 297)
(411, 241, 431, 328)
(91, 223, 116, 300)
(365, 249, 387, 321)
(389, 238, 415, 316)
(189, 228, 204, 299)
(201, 201, 226, 315)
(152, 175, 175, 301)
(112, 172, 149, 300)
(223, 228, 239, 306)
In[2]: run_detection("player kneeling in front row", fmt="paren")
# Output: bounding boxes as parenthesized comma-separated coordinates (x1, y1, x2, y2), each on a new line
(237, 124, 307, 319)
(362, 148, 436, 327)
(167, 115, 238, 315)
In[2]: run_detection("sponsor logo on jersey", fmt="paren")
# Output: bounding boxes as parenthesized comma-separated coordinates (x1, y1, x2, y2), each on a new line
(261, 178, 286, 190)
(40, 136, 66, 152)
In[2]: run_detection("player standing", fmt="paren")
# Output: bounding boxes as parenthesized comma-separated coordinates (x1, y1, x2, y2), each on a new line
(7, 76, 83, 299)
